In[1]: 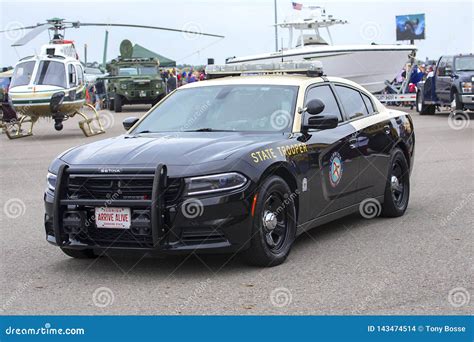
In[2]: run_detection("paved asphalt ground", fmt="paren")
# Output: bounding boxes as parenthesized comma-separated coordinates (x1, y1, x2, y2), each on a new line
(0, 105, 472, 315)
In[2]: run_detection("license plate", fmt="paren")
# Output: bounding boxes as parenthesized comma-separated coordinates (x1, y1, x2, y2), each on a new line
(95, 207, 131, 229)
(139, 90, 147, 97)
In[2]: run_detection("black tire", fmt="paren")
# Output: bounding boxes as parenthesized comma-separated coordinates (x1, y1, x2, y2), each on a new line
(61, 248, 97, 259)
(108, 97, 115, 111)
(417, 91, 435, 115)
(114, 95, 122, 113)
(451, 90, 463, 111)
(243, 176, 297, 267)
(381, 148, 410, 217)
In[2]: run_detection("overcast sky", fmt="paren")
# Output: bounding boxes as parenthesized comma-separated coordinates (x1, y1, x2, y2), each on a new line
(1, 0, 472, 67)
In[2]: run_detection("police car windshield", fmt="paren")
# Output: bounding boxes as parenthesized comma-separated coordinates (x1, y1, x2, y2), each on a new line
(455, 56, 474, 71)
(133, 85, 298, 133)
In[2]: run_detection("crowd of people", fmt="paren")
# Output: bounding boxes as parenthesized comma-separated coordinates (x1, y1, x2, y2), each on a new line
(161, 68, 207, 93)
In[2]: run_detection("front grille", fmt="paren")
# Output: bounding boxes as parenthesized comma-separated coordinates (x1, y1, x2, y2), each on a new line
(67, 175, 182, 204)
(181, 227, 226, 245)
(76, 227, 153, 248)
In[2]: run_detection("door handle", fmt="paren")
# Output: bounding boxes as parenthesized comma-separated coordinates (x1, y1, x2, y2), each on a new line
(383, 125, 391, 135)
(349, 137, 357, 149)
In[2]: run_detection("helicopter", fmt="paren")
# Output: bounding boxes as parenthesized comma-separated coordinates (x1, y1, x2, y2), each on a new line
(0, 18, 224, 139)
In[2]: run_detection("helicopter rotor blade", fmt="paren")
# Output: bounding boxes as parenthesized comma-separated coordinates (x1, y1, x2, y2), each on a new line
(79, 22, 224, 38)
(11, 24, 49, 47)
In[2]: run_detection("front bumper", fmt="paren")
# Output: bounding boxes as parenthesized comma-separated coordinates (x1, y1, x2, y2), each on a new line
(44, 165, 254, 254)
(461, 94, 474, 109)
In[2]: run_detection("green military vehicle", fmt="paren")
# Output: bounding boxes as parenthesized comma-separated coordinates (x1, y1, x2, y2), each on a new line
(105, 40, 166, 112)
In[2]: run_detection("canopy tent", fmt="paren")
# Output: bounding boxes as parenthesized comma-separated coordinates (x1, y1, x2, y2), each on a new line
(132, 44, 176, 67)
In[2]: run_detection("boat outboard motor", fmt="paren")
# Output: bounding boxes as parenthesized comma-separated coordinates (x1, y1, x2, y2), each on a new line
(50, 91, 65, 131)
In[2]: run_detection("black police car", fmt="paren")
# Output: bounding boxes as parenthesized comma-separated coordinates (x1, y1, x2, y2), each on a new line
(45, 62, 415, 267)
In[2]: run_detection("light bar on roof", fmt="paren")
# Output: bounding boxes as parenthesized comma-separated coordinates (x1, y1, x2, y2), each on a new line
(206, 61, 324, 78)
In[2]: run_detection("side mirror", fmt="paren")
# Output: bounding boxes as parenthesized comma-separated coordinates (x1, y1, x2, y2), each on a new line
(123, 117, 139, 131)
(303, 114, 339, 131)
(50, 91, 65, 113)
(306, 99, 325, 115)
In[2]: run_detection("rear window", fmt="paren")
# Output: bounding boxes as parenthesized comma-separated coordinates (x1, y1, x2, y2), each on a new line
(334, 85, 368, 119)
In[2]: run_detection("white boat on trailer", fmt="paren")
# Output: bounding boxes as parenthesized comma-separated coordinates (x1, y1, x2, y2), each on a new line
(226, 7, 416, 93)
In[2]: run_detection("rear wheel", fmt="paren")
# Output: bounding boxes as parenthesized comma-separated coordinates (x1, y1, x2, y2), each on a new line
(61, 248, 97, 259)
(114, 95, 122, 113)
(382, 148, 410, 217)
(243, 176, 296, 267)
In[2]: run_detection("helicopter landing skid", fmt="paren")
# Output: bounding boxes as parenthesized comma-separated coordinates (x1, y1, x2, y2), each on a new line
(4, 115, 37, 139)
(73, 104, 106, 137)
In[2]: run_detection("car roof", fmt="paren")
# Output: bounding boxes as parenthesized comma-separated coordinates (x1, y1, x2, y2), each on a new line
(180, 75, 371, 94)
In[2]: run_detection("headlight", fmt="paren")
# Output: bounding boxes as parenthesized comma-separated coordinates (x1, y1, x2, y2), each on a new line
(155, 83, 160, 89)
(120, 83, 127, 90)
(46, 172, 57, 192)
(184, 172, 247, 196)
(461, 82, 472, 93)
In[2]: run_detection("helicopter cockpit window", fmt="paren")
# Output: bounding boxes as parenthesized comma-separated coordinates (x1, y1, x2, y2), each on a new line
(75, 65, 84, 85)
(10, 61, 35, 87)
(68, 64, 77, 86)
(34, 61, 67, 88)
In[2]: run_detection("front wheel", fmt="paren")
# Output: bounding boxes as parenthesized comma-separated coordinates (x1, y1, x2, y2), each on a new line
(114, 95, 122, 113)
(243, 176, 297, 267)
(451, 90, 463, 111)
(382, 148, 410, 217)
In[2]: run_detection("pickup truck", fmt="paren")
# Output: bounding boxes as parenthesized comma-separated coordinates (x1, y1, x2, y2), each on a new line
(416, 54, 474, 115)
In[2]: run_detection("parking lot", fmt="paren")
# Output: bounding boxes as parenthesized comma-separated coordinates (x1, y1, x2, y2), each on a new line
(0, 105, 472, 315)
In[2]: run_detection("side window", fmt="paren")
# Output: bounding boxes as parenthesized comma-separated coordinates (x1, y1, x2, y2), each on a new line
(75, 65, 84, 85)
(437, 58, 447, 76)
(305, 85, 342, 121)
(334, 85, 368, 120)
(361, 92, 376, 114)
(68, 64, 77, 86)
(445, 57, 453, 75)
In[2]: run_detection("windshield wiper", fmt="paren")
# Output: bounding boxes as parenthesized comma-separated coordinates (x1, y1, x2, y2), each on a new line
(184, 128, 234, 132)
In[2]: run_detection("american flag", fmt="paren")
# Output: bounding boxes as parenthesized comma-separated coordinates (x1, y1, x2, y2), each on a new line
(292, 2, 303, 10)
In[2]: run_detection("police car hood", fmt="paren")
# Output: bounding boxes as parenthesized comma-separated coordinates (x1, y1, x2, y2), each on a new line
(59, 132, 282, 166)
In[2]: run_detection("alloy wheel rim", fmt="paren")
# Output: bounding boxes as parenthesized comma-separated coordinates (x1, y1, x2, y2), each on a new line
(262, 192, 288, 251)
(390, 161, 406, 207)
